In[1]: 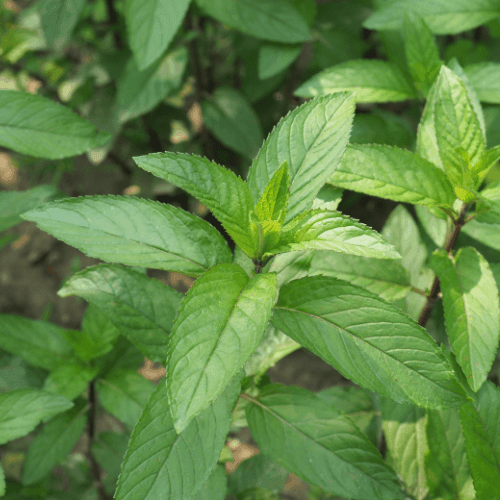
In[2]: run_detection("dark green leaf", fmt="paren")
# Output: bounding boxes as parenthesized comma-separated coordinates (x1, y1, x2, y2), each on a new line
(91, 431, 130, 482)
(258, 42, 301, 80)
(42, 362, 98, 401)
(193, 464, 227, 500)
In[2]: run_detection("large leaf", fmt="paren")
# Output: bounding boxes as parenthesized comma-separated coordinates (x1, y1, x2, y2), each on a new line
(96, 370, 155, 429)
(0, 314, 74, 371)
(0, 90, 109, 159)
(294, 60, 417, 102)
(381, 400, 429, 500)
(364, 0, 500, 34)
(459, 402, 500, 499)
(476, 381, 500, 467)
(23, 195, 231, 277)
(272, 276, 467, 409)
(193, 465, 227, 500)
(133, 152, 256, 256)
(329, 144, 455, 207)
(125, 0, 191, 71)
(115, 47, 188, 124)
(22, 398, 88, 485)
(429, 248, 500, 391)
(245, 384, 403, 500)
(194, 0, 311, 43)
(115, 372, 241, 500)
(201, 87, 263, 159)
(38, 0, 86, 49)
(167, 263, 277, 432)
(0, 185, 60, 232)
(266, 210, 401, 260)
(464, 62, 500, 104)
(59, 264, 183, 363)
(269, 250, 411, 301)
(247, 93, 355, 223)
(0, 389, 73, 444)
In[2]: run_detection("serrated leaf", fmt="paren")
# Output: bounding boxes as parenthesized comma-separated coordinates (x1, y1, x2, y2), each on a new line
(133, 152, 256, 256)
(329, 144, 455, 207)
(247, 93, 355, 223)
(96, 370, 155, 428)
(125, 0, 191, 71)
(202, 87, 263, 159)
(364, 0, 500, 34)
(429, 248, 500, 391)
(258, 42, 301, 80)
(381, 400, 429, 500)
(116, 47, 188, 123)
(269, 250, 411, 301)
(459, 402, 500, 499)
(272, 276, 467, 409)
(42, 362, 98, 401)
(23, 195, 231, 276)
(426, 408, 475, 499)
(266, 210, 401, 260)
(0, 314, 74, 371)
(22, 398, 88, 485)
(0, 90, 110, 159)
(0, 389, 73, 445)
(59, 264, 183, 363)
(403, 12, 442, 95)
(295, 60, 417, 102)
(115, 372, 241, 500)
(38, 0, 86, 49)
(476, 381, 500, 467)
(464, 62, 500, 104)
(167, 263, 277, 432)
(0, 185, 61, 232)
(193, 464, 227, 500)
(245, 384, 403, 500)
(194, 0, 310, 43)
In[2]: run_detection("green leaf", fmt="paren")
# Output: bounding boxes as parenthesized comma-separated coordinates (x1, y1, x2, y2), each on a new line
(266, 210, 401, 260)
(194, 0, 311, 43)
(311, 185, 343, 212)
(329, 144, 455, 207)
(22, 398, 88, 485)
(91, 431, 130, 483)
(23, 195, 231, 277)
(461, 219, 500, 252)
(269, 250, 411, 301)
(0, 389, 73, 445)
(96, 370, 155, 429)
(0, 90, 110, 159)
(245, 384, 403, 500)
(124, 0, 191, 70)
(429, 248, 500, 391)
(403, 12, 442, 95)
(0, 464, 4, 497)
(295, 60, 417, 102)
(0, 355, 46, 393)
(0, 185, 60, 232)
(59, 264, 183, 363)
(167, 263, 277, 432)
(258, 42, 301, 80)
(464, 62, 500, 104)
(415, 205, 450, 248)
(247, 93, 355, 223)
(364, 0, 500, 34)
(0, 314, 74, 371)
(381, 400, 429, 500)
(202, 87, 263, 159)
(38, 0, 86, 49)
(133, 152, 256, 256)
(116, 47, 188, 124)
(42, 362, 98, 401)
(193, 464, 227, 500)
(476, 381, 500, 467)
(459, 402, 500, 499)
(272, 276, 467, 409)
(115, 372, 242, 500)
(426, 408, 475, 499)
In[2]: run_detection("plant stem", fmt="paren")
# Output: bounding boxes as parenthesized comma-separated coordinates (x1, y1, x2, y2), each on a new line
(418, 203, 468, 327)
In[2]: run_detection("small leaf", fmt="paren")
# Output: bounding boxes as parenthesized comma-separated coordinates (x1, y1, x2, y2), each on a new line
(245, 384, 404, 500)
(247, 93, 355, 223)
(23, 195, 231, 277)
(295, 60, 417, 102)
(272, 276, 467, 409)
(0, 389, 73, 444)
(124, 0, 191, 71)
(429, 248, 500, 391)
(167, 263, 277, 432)
(195, 0, 311, 43)
(115, 372, 242, 500)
